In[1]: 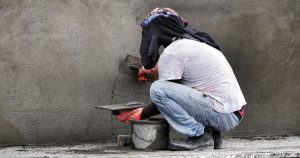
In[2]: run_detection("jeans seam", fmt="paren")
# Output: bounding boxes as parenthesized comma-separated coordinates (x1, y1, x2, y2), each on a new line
(164, 88, 212, 108)
(211, 115, 224, 131)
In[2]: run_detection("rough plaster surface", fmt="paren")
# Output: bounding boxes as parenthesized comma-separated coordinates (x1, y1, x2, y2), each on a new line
(0, 136, 300, 158)
(0, 0, 299, 144)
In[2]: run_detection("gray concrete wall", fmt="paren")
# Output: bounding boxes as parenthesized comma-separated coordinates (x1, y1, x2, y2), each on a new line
(0, 0, 299, 145)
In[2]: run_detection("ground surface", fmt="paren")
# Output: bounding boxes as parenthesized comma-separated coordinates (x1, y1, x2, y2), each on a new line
(1, 136, 300, 158)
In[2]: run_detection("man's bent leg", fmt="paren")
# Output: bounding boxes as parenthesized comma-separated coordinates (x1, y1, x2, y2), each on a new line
(149, 81, 242, 150)
(150, 80, 212, 137)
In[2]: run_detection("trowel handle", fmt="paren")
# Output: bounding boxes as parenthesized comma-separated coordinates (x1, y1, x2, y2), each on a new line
(144, 74, 156, 80)
(130, 64, 140, 70)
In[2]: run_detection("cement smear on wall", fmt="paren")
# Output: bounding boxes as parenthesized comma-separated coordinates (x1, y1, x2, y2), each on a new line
(0, 0, 299, 144)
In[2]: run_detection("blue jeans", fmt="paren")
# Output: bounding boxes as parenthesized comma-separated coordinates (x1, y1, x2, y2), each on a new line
(150, 80, 241, 137)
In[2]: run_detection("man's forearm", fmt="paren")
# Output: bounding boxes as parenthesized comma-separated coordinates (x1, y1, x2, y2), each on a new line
(141, 102, 161, 119)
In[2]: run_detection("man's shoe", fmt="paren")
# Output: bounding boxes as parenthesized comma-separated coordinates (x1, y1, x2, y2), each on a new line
(205, 126, 223, 149)
(212, 130, 223, 149)
(169, 132, 214, 151)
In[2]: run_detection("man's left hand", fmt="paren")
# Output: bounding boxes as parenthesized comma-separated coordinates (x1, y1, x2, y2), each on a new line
(116, 108, 144, 123)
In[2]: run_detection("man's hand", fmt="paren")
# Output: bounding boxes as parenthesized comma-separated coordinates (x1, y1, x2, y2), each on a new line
(138, 65, 158, 81)
(116, 108, 144, 123)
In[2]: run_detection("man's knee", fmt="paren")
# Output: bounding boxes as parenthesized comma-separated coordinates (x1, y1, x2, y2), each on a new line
(150, 80, 166, 102)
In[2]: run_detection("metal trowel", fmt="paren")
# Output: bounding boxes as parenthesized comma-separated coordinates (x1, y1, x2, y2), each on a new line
(120, 54, 143, 76)
(95, 101, 146, 111)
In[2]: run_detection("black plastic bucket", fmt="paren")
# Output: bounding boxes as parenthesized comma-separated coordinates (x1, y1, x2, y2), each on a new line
(130, 118, 169, 150)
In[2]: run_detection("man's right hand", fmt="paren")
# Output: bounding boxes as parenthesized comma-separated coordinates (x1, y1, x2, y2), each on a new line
(138, 66, 158, 81)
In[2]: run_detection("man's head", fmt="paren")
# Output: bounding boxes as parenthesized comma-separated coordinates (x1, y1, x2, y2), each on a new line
(138, 8, 221, 69)
(139, 8, 186, 69)
(147, 8, 179, 17)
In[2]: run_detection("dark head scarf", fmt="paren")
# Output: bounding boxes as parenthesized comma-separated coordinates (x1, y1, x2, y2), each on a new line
(139, 11, 220, 69)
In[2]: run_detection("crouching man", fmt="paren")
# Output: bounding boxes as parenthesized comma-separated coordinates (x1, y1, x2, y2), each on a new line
(116, 8, 246, 151)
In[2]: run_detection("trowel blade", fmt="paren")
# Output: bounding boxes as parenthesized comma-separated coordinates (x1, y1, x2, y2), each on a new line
(95, 102, 146, 111)
(120, 54, 143, 76)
